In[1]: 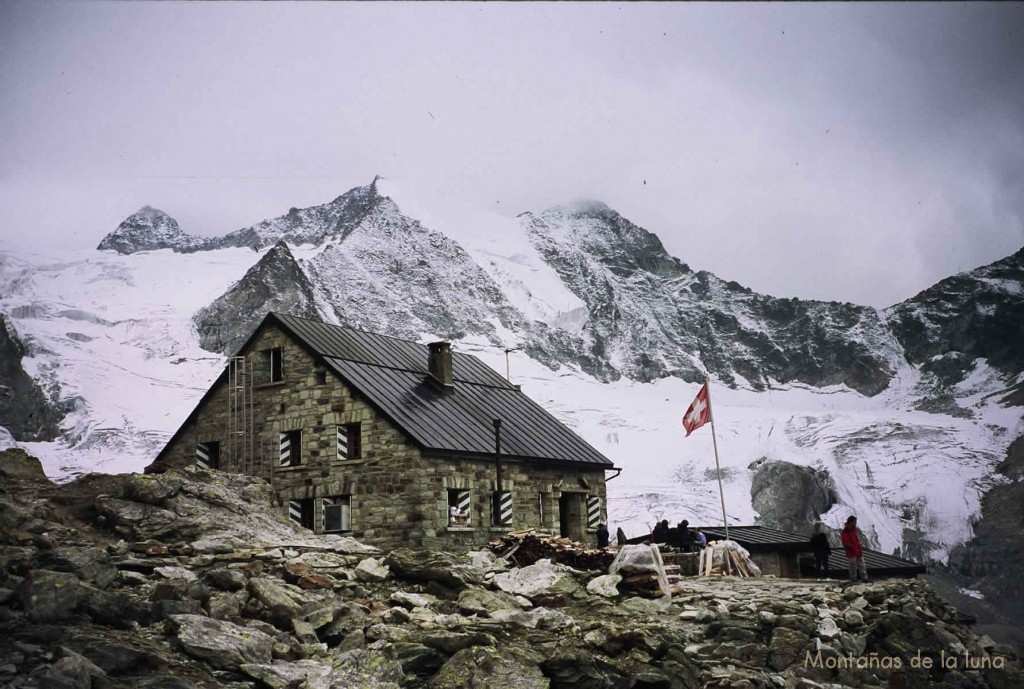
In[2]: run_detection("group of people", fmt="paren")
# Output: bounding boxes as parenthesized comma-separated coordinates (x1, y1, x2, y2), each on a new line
(651, 519, 706, 552)
(594, 519, 707, 551)
(811, 515, 870, 583)
(598, 514, 871, 585)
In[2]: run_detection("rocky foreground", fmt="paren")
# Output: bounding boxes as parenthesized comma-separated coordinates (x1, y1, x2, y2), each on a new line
(0, 450, 1020, 689)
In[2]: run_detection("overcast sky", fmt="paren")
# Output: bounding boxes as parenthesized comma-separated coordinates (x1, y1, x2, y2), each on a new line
(2, 2, 1022, 307)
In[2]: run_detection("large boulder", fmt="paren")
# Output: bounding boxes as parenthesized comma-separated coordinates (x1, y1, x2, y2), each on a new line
(491, 559, 582, 605)
(166, 614, 275, 670)
(240, 659, 332, 689)
(354, 557, 390, 582)
(43, 547, 118, 589)
(540, 649, 631, 688)
(16, 570, 81, 622)
(384, 549, 486, 590)
(429, 645, 548, 689)
(328, 641, 404, 689)
(0, 447, 49, 481)
(456, 588, 525, 617)
(750, 459, 837, 534)
(94, 496, 181, 540)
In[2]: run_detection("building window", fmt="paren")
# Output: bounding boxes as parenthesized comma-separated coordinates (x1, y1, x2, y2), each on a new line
(261, 347, 283, 382)
(196, 441, 220, 470)
(323, 496, 351, 532)
(587, 495, 603, 528)
(492, 490, 513, 527)
(279, 430, 301, 467)
(288, 499, 314, 530)
(448, 489, 470, 526)
(337, 423, 361, 461)
(315, 369, 327, 385)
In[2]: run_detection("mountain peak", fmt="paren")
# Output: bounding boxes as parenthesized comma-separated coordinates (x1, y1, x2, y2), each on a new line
(193, 240, 319, 355)
(97, 206, 202, 255)
(554, 199, 613, 216)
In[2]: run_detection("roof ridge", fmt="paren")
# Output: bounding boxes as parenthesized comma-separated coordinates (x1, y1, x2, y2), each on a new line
(272, 311, 491, 355)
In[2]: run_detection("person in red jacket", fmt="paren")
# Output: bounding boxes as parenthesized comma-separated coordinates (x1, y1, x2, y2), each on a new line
(840, 515, 869, 583)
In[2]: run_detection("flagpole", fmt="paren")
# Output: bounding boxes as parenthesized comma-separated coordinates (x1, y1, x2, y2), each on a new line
(704, 373, 730, 542)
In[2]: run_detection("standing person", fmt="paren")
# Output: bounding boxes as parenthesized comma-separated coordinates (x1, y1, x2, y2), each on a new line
(596, 523, 610, 549)
(840, 516, 869, 583)
(810, 522, 831, 577)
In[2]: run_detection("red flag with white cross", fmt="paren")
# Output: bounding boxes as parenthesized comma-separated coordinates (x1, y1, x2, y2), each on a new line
(682, 383, 711, 437)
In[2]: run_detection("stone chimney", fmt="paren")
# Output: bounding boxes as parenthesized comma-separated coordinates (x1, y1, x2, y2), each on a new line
(428, 342, 454, 389)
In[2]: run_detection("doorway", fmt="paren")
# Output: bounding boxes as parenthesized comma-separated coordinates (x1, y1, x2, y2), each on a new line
(559, 492, 584, 542)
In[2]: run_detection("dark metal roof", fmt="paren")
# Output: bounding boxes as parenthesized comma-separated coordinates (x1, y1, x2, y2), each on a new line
(823, 549, 926, 577)
(700, 525, 810, 552)
(275, 313, 510, 388)
(698, 524, 926, 577)
(273, 313, 613, 468)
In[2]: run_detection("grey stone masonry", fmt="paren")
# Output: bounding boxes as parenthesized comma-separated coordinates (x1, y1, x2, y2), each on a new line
(152, 323, 609, 551)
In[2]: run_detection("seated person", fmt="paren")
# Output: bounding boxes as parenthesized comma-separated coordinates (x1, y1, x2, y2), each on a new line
(677, 520, 692, 552)
(449, 504, 468, 525)
(652, 519, 670, 543)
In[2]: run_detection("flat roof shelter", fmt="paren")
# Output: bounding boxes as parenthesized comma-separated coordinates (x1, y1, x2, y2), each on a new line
(630, 524, 925, 579)
(699, 525, 926, 579)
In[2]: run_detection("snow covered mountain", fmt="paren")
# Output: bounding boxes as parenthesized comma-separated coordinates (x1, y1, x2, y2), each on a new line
(521, 201, 904, 395)
(1, 179, 1021, 585)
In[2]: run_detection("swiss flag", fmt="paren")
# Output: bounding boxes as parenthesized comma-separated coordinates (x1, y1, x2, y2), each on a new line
(682, 383, 711, 437)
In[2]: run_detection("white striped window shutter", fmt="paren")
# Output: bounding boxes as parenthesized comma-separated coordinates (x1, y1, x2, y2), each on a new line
(497, 491, 513, 526)
(336, 425, 348, 461)
(586, 495, 602, 528)
(279, 431, 304, 466)
(288, 499, 303, 525)
(279, 432, 291, 466)
(196, 443, 211, 470)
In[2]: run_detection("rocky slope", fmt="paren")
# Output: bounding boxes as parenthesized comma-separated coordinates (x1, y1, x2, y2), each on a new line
(521, 203, 904, 395)
(0, 317, 65, 441)
(886, 248, 1024, 415)
(1, 450, 1020, 689)
(194, 241, 322, 356)
(946, 434, 1024, 650)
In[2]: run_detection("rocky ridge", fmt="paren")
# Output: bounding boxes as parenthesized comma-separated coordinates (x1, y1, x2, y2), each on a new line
(886, 247, 1024, 414)
(95, 181, 1023, 401)
(1, 449, 1020, 689)
(521, 203, 905, 395)
(946, 434, 1024, 651)
(194, 241, 322, 356)
(0, 317, 65, 441)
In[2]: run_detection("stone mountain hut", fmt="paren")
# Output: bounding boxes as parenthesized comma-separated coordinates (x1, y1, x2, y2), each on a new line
(147, 312, 618, 550)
